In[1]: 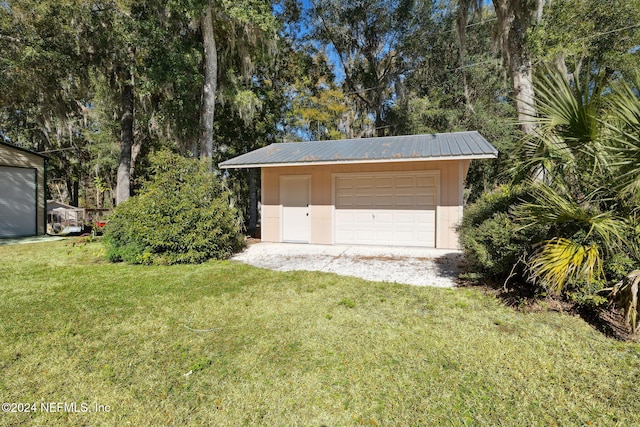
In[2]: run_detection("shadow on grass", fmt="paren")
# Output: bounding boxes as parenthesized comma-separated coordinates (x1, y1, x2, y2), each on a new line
(459, 275, 640, 342)
(576, 305, 640, 342)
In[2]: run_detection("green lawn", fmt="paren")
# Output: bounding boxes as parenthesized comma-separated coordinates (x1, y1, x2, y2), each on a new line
(0, 239, 639, 426)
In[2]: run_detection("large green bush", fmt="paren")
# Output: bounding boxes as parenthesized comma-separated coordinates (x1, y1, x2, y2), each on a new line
(459, 185, 548, 278)
(104, 151, 244, 265)
(460, 184, 638, 296)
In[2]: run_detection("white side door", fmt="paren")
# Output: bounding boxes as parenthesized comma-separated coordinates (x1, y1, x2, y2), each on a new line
(281, 176, 310, 243)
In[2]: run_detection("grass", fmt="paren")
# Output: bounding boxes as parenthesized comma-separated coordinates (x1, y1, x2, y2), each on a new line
(1, 239, 639, 426)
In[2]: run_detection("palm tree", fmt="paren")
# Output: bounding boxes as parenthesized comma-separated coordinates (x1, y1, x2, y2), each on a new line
(513, 67, 640, 332)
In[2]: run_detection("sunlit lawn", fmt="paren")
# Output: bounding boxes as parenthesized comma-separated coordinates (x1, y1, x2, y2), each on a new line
(0, 239, 639, 426)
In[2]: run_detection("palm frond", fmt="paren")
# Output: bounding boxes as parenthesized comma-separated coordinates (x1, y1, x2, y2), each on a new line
(527, 238, 602, 293)
(514, 183, 628, 251)
(607, 73, 640, 128)
(608, 270, 640, 334)
(534, 69, 601, 145)
(507, 133, 575, 185)
(603, 74, 640, 197)
(530, 67, 611, 175)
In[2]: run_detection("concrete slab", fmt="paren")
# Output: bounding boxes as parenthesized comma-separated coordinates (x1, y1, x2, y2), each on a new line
(231, 242, 466, 288)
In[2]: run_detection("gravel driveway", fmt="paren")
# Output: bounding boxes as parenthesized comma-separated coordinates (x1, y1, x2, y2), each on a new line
(231, 242, 466, 288)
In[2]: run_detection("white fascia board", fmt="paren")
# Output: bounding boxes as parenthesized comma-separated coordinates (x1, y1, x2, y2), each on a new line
(218, 154, 497, 169)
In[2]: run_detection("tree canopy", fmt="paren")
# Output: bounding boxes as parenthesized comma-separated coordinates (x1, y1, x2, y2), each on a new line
(1, 0, 638, 211)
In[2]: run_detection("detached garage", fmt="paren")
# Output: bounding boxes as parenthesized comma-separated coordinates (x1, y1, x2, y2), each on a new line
(220, 132, 497, 250)
(0, 141, 47, 237)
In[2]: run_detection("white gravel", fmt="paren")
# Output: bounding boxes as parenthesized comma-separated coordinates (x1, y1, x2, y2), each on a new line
(231, 242, 466, 288)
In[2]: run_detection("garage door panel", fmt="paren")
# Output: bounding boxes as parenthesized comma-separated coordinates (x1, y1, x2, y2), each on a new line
(355, 195, 374, 206)
(374, 177, 393, 188)
(374, 195, 393, 206)
(416, 231, 434, 245)
(0, 166, 36, 237)
(335, 210, 353, 220)
(395, 195, 416, 207)
(355, 230, 375, 243)
(416, 211, 435, 222)
(374, 229, 393, 241)
(396, 230, 416, 241)
(337, 178, 354, 190)
(355, 177, 373, 188)
(354, 211, 374, 223)
(375, 212, 393, 225)
(335, 229, 355, 242)
(395, 176, 415, 187)
(335, 172, 438, 247)
(336, 195, 354, 207)
(416, 194, 437, 206)
(395, 212, 416, 224)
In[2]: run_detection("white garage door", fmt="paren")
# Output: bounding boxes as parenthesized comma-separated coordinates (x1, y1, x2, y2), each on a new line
(334, 172, 438, 247)
(0, 166, 37, 237)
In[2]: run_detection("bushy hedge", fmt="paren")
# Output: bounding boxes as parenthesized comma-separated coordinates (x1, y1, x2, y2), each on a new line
(104, 151, 244, 265)
(459, 185, 548, 278)
(460, 184, 639, 297)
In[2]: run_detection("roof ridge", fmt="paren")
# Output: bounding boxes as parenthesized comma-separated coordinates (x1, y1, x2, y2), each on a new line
(220, 131, 497, 169)
(281, 131, 478, 145)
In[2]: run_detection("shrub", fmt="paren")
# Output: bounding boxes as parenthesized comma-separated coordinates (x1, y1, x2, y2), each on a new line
(104, 151, 244, 265)
(604, 252, 637, 283)
(459, 185, 547, 279)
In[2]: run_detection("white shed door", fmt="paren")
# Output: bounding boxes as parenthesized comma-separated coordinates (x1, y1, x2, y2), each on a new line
(281, 176, 310, 243)
(334, 172, 437, 247)
(0, 166, 37, 237)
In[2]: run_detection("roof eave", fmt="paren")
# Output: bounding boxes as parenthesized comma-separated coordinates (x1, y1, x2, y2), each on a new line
(0, 140, 48, 158)
(219, 153, 497, 169)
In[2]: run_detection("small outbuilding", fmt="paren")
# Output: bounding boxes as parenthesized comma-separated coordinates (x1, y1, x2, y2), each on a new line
(47, 200, 86, 235)
(219, 132, 497, 250)
(0, 141, 47, 237)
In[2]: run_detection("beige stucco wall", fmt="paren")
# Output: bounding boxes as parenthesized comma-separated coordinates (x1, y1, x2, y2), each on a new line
(261, 160, 471, 249)
(0, 144, 46, 235)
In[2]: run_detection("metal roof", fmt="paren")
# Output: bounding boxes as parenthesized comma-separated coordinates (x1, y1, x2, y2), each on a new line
(0, 140, 47, 158)
(219, 131, 498, 169)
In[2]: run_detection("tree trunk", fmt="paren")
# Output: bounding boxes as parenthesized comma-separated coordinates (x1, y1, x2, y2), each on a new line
(493, 0, 537, 134)
(511, 54, 536, 134)
(130, 137, 143, 180)
(199, 3, 217, 165)
(374, 100, 385, 137)
(116, 75, 134, 205)
(73, 180, 79, 207)
(96, 180, 101, 209)
(65, 176, 79, 207)
(248, 168, 258, 236)
(457, 0, 474, 112)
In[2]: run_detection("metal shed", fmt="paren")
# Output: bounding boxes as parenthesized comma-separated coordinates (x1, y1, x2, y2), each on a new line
(0, 141, 47, 237)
